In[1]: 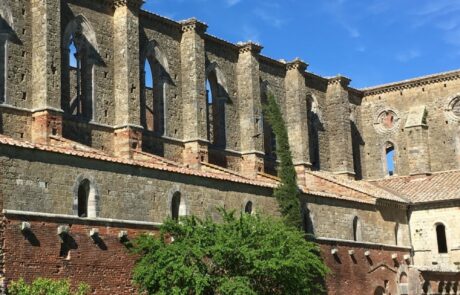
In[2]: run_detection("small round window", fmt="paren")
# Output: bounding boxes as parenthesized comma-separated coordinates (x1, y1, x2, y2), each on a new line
(374, 109, 400, 133)
(446, 96, 460, 122)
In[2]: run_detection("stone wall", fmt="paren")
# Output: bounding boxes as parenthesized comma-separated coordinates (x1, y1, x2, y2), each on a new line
(410, 203, 460, 270)
(0, 145, 279, 222)
(307, 197, 410, 246)
(360, 74, 460, 179)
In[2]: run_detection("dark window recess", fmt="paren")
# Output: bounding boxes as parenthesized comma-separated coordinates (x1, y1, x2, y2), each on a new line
(436, 224, 448, 253)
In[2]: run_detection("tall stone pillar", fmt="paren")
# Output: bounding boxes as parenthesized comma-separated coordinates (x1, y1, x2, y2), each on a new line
(325, 76, 355, 178)
(405, 106, 431, 175)
(237, 42, 264, 178)
(30, 0, 63, 143)
(113, 0, 143, 158)
(180, 18, 208, 168)
(285, 59, 310, 186)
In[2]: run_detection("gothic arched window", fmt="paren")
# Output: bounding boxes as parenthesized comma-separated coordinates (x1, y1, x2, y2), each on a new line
(205, 65, 227, 148)
(385, 142, 395, 176)
(62, 16, 98, 121)
(0, 5, 14, 104)
(141, 41, 169, 135)
(244, 201, 253, 214)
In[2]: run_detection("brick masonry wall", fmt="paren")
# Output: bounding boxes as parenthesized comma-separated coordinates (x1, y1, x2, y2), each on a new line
(319, 241, 411, 295)
(3, 217, 152, 295)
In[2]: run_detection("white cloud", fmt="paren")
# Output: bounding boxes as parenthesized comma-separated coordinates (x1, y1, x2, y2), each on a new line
(396, 50, 421, 62)
(253, 7, 286, 29)
(226, 0, 242, 7)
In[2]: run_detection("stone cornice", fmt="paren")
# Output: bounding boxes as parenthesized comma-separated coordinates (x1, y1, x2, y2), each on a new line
(180, 18, 208, 34)
(110, 0, 144, 9)
(237, 41, 263, 54)
(139, 10, 182, 30)
(286, 58, 308, 72)
(362, 69, 460, 96)
(328, 75, 351, 87)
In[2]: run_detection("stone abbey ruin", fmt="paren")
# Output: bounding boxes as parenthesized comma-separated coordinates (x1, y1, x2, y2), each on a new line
(1, 0, 460, 294)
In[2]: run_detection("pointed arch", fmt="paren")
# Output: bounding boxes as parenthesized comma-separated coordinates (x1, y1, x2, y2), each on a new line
(261, 80, 276, 159)
(205, 62, 228, 148)
(385, 141, 396, 176)
(141, 40, 170, 135)
(62, 15, 99, 121)
(307, 93, 322, 170)
(0, 2, 14, 104)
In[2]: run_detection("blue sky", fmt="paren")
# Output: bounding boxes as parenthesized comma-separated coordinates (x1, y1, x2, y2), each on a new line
(143, 0, 460, 88)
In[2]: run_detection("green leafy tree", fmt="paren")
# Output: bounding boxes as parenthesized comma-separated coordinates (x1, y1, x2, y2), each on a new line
(262, 93, 302, 228)
(8, 278, 89, 295)
(132, 211, 328, 295)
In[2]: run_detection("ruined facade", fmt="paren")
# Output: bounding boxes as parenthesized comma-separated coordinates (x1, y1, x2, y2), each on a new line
(0, 0, 460, 294)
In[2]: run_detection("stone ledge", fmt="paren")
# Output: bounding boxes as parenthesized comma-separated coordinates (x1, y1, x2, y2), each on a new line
(316, 236, 412, 250)
(3, 209, 161, 228)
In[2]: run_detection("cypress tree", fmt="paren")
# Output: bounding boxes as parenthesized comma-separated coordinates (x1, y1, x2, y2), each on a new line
(263, 93, 302, 228)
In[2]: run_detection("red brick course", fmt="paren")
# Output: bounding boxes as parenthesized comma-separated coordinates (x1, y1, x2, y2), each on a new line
(319, 241, 411, 295)
(3, 217, 156, 295)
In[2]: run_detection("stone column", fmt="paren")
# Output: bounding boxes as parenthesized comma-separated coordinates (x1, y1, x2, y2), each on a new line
(285, 59, 310, 186)
(237, 42, 264, 178)
(30, 0, 63, 143)
(325, 76, 355, 178)
(405, 106, 431, 175)
(112, 0, 143, 158)
(180, 18, 208, 168)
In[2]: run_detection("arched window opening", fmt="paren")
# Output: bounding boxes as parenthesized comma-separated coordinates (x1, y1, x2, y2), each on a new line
(141, 43, 167, 135)
(307, 95, 321, 170)
(0, 7, 13, 104)
(353, 216, 362, 242)
(63, 16, 97, 121)
(171, 192, 186, 221)
(205, 69, 227, 148)
(436, 223, 448, 253)
(0, 35, 6, 104)
(385, 142, 395, 176)
(261, 87, 276, 160)
(77, 179, 90, 217)
(244, 201, 253, 214)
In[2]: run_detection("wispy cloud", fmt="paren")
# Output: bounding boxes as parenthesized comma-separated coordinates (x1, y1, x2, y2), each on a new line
(322, 0, 361, 38)
(226, 0, 242, 7)
(396, 49, 421, 62)
(253, 6, 287, 29)
(241, 25, 261, 43)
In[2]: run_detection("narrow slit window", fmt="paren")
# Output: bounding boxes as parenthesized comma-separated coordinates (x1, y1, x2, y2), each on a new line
(436, 223, 448, 253)
(0, 37, 6, 103)
(353, 216, 362, 241)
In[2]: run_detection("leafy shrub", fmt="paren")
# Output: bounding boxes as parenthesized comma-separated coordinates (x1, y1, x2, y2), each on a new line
(8, 278, 89, 295)
(132, 211, 328, 295)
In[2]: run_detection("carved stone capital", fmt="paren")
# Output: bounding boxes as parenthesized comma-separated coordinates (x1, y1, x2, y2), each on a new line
(328, 75, 351, 87)
(286, 58, 308, 72)
(180, 18, 208, 34)
(237, 41, 263, 54)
